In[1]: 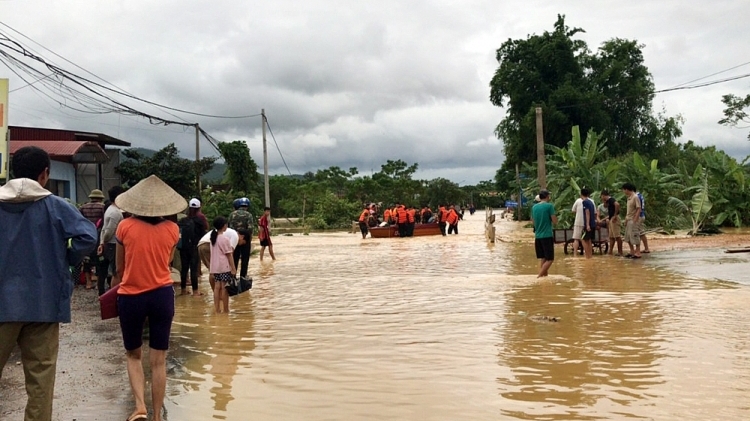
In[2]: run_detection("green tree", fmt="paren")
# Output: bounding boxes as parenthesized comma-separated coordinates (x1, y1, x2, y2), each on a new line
(490, 15, 681, 169)
(423, 178, 464, 207)
(116, 144, 215, 197)
(719, 93, 750, 140)
(372, 159, 422, 205)
(490, 15, 591, 170)
(217, 140, 261, 195)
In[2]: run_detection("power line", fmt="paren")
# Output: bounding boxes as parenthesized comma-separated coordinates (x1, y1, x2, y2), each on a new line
(667, 60, 750, 89)
(0, 27, 262, 120)
(264, 117, 293, 176)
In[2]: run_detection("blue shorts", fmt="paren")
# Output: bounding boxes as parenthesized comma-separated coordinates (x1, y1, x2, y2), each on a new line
(117, 285, 175, 351)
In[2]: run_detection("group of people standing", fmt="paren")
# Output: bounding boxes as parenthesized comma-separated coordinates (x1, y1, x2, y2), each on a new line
(532, 183, 652, 277)
(0, 145, 278, 421)
(357, 203, 462, 238)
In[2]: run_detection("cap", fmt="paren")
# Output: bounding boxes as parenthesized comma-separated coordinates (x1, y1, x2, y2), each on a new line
(189, 198, 201, 208)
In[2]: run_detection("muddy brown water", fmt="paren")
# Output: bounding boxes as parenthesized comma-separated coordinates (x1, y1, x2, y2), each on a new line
(130, 216, 750, 419)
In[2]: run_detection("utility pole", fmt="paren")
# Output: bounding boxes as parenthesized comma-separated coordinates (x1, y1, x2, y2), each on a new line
(195, 123, 201, 192)
(262, 109, 270, 207)
(535, 107, 547, 190)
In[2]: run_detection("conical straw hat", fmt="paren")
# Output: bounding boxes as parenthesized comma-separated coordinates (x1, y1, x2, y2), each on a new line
(115, 175, 188, 217)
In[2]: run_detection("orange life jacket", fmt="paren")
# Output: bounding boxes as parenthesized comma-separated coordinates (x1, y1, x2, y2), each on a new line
(359, 210, 369, 223)
(439, 207, 448, 222)
(407, 208, 415, 223)
(396, 207, 408, 224)
(383, 209, 392, 222)
(446, 209, 459, 224)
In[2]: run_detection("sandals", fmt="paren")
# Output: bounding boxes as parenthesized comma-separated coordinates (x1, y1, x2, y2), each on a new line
(126, 414, 147, 421)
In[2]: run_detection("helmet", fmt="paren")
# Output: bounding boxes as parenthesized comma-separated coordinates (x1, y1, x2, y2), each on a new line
(232, 198, 241, 209)
(237, 197, 251, 208)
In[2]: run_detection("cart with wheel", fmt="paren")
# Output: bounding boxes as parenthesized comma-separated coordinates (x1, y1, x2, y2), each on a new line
(553, 227, 609, 255)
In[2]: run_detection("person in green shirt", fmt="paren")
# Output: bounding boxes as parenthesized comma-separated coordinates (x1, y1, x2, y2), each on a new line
(531, 189, 558, 277)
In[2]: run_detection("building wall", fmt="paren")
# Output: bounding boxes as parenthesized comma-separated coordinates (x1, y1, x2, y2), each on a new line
(49, 160, 76, 203)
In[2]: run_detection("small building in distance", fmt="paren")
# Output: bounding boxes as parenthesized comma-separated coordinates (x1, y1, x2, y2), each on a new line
(8, 126, 131, 203)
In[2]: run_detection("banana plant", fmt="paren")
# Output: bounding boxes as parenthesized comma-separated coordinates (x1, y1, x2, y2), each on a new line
(667, 166, 712, 235)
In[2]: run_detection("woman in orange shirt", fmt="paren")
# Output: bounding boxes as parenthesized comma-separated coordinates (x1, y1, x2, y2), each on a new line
(112, 175, 184, 421)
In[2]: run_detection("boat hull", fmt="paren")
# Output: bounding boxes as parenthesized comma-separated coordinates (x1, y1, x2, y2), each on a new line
(368, 223, 442, 238)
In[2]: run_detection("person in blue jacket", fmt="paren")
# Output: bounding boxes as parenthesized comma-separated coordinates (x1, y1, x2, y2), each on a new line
(0, 146, 97, 421)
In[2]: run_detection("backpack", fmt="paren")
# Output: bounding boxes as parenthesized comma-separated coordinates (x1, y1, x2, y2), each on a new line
(177, 217, 203, 250)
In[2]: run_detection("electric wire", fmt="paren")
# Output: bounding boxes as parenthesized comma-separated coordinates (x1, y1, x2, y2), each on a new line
(264, 116, 293, 176)
(0, 34, 261, 126)
(667, 60, 750, 89)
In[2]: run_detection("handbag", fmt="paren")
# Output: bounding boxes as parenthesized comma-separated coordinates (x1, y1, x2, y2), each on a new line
(99, 284, 120, 320)
(225, 276, 253, 296)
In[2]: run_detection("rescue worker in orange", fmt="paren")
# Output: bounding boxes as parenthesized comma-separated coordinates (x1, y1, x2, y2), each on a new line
(395, 203, 409, 238)
(358, 204, 370, 239)
(438, 204, 448, 236)
(446, 204, 459, 235)
(406, 206, 416, 237)
(382, 207, 392, 226)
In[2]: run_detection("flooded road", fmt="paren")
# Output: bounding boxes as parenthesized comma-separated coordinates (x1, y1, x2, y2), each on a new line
(166, 214, 750, 420)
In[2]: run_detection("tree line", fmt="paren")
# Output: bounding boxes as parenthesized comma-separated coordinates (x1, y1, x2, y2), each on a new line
(116, 143, 499, 229)
(489, 15, 750, 234)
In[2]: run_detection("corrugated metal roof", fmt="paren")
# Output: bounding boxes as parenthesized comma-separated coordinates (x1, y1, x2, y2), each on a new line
(9, 140, 110, 163)
(9, 126, 131, 147)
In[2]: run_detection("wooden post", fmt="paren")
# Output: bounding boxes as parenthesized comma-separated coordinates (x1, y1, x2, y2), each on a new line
(516, 163, 523, 221)
(535, 107, 547, 190)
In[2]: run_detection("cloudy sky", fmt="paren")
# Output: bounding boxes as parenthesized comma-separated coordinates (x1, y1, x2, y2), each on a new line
(1, 0, 748, 184)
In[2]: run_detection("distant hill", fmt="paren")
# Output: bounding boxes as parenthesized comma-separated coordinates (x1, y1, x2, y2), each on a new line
(123, 147, 227, 183)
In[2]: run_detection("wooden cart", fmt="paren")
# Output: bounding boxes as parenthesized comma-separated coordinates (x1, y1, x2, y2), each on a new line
(553, 226, 609, 255)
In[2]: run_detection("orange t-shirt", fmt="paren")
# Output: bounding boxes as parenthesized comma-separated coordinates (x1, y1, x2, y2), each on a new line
(116, 218, 179, 295)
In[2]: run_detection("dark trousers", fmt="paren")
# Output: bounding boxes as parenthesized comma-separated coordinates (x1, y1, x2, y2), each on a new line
(448, 224, 458, 235)
(233, 241, 251, 279)
(97, 243, 116, 296)
(180, 247, 199, 291)
(407, 222, 415, 237)
(439, 222, 447, 236)
(397, 224, 408, 238)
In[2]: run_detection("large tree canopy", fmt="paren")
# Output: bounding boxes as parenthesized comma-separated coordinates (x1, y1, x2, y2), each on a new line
(116, 143, 216, 197)
(490, 15, 681, 169)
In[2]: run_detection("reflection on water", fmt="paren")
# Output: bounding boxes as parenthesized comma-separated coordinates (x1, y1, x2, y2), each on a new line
(165, 216, 750, 420)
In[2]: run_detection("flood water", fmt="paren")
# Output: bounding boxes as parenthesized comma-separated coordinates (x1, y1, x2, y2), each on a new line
(165, 214, 750, 420)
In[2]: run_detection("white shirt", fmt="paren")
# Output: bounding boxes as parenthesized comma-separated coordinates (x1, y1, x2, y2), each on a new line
(572, 198, 596, 227)
(198, 227, 239, 249)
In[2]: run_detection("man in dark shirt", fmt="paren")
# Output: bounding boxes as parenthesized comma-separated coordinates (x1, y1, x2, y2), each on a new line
(600, 190, 623, 256)
(580, 188, 597, 259)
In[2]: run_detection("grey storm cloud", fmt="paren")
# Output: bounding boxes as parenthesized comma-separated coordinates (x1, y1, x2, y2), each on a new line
(2, 0, 749, 184)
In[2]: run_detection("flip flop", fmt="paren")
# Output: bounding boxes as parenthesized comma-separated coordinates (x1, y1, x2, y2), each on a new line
(642, 250, 651, 253)
(631, 255, 642, 259)
(624, 254, 634, 258)
(126, 414, 147, 421)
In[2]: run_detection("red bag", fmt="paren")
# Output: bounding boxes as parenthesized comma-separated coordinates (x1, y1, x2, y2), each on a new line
(98, 284, 120, 320)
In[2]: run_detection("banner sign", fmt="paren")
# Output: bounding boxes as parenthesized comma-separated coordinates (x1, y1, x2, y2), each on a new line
(0, 79, 8, 179)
